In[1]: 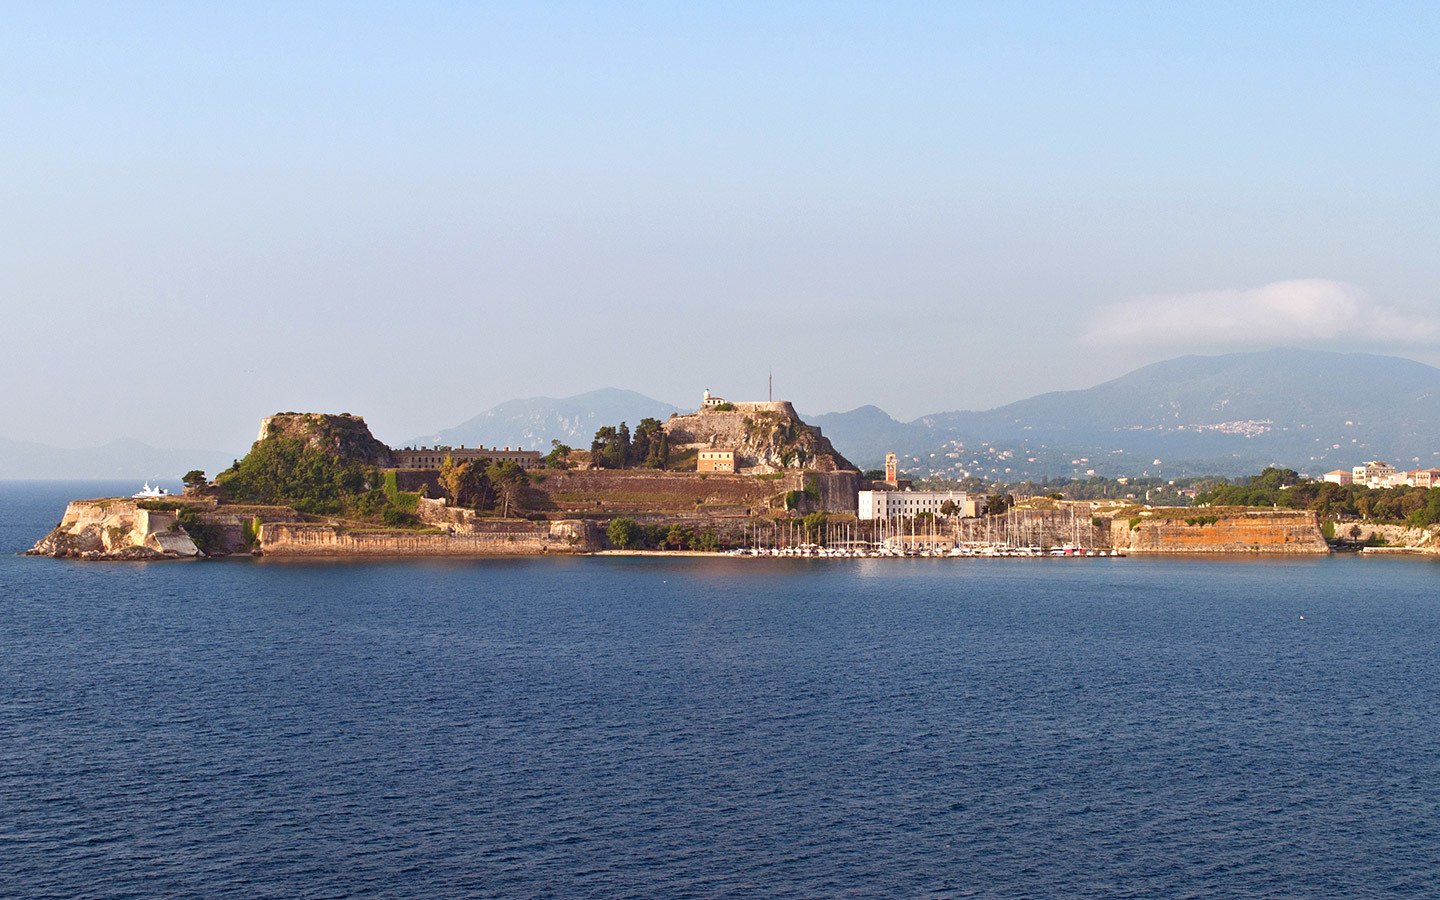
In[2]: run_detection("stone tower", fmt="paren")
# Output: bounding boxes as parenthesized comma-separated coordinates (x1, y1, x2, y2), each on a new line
(885, 452, 897, 485)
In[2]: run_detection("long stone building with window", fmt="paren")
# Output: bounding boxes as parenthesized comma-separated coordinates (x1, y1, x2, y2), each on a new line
(391, 446, 542, 471)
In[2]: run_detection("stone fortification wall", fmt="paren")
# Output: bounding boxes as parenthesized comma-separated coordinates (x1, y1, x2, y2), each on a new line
(394, 470, 443, 495)
(1108, 509, 1328, 553)
(185, 507, 305, 556)
(1335, 522, 1440, 552)
(527, 469, 803, 517)
(731, 401, 799, 415)
(31, 498, 201, 559)
(416, 496, 478, 531)
(256, 520, 596, 557)
(805, 471, 860, 515)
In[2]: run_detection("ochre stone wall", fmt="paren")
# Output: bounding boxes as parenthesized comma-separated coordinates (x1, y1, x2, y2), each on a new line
(257, 518, 599, 556)
(526, 469, 803, 517)
(255, 522, 590, 557)
(1110, 509, 1328, 553)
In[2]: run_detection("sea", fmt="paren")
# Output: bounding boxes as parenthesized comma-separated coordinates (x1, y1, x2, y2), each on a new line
(4, 480, 1440, 898)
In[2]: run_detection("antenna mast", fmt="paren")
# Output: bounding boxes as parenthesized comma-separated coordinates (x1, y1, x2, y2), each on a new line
(768, 370, 772, 402)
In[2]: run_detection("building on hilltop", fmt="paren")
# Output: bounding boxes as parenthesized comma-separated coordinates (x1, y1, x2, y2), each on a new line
(858, 489, 986, 520)
(392, 446, 541, 471)
(701, 389, 729, 409)
(696, 449, 736, 473)
(662, 395, 858, 475)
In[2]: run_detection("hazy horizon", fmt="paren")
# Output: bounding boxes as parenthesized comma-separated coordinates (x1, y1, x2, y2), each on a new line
(6, 3, 1440, 452)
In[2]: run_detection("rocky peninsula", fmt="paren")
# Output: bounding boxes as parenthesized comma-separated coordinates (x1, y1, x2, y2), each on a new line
(27, 406, 1352, 561)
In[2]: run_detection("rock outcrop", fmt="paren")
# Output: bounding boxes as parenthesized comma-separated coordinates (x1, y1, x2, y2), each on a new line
(663, 401, 857, 474)
(28, 499, 202, 559)
(255, 413, 393, 466)
(1336, 521, 1440, 553)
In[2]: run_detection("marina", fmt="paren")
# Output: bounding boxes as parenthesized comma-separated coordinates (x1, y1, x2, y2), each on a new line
(729, 508, 1121, 558)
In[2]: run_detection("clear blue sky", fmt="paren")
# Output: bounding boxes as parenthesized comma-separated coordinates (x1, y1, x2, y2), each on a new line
(4, 2, 1439, 450)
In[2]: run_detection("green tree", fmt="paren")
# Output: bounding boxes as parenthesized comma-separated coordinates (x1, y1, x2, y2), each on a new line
(801, 511, 828, 544)
(215, 436, 370, 513)
(939, 499, 959, 518)
(543, 440, 573, 469)
(439, 456, 495, 509)
(606, 517, 637, 549)
(632, 418, 668, 468)
(485, 459, 529, 518)
(986, 493, 1014, 515)
(591, 423, 631, 469)
(182, 470, 208, 491)
(665, 524, 694, 550)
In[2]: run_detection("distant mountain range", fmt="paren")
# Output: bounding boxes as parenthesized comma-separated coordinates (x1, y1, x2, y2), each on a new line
(405, 388, 682, 451)
(409, 350, 1440, 478)
(812, 348, 1440, 478)
(10, 350, 1440, 480)
(0, 437, 232, 482)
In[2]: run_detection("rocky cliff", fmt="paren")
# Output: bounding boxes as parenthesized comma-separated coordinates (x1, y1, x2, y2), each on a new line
(28, 499, 203, 559)
(1333, 521, 1440, 553)
(663, 402, 856, 474)
(255, 413, 393, 466)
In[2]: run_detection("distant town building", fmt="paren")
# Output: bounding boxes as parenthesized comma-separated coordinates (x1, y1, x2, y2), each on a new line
(701, 389, 729, 409)
(1322, 469, 1354, 486)
(1409, 469, 1440, 488)
(858, 490, 985, 520)
(1352, 460, 1399, 489)
(696, 448, 736, 473)
(392, 446, 541, 471)
(884, 452, 898, 486)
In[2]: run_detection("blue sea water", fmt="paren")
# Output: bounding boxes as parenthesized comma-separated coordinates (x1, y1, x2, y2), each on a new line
(3, 481, 1440, 898)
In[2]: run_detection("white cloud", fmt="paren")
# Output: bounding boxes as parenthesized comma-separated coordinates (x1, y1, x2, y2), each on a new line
(1080, 279, 1440, 348)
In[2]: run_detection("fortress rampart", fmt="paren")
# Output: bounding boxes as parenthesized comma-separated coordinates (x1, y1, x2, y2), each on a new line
(1108, 509, 1328, 553)
(256, 520, 597, 557)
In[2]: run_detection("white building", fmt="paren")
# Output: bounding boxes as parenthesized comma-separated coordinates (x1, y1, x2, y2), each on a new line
(701, 389, 728, 409)
(1352, 461, 1400, 488)
(1322, 469, 1353, 486)
(858, 490, 986, 520)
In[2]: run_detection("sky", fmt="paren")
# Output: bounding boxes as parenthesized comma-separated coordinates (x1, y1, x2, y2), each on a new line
(4, 2, 1440, 452)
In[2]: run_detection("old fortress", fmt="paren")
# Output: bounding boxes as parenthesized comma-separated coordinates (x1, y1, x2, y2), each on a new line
(386, 389, 982, 520)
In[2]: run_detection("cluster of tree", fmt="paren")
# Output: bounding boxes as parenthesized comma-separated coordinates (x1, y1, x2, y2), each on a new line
(591, 418, 669, 469)
(438, 456, 530, 517)
(604, 517, 720, 551)
(215, 438, 425, 525)
(543, 440, 572, 469)
(216, 437, 375, 514)
(1197, 467, 1440, 527)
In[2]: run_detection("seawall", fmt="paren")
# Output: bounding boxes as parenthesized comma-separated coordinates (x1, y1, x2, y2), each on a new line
(256, 520, 598, 557)
(1109, 509, 1329, 553)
